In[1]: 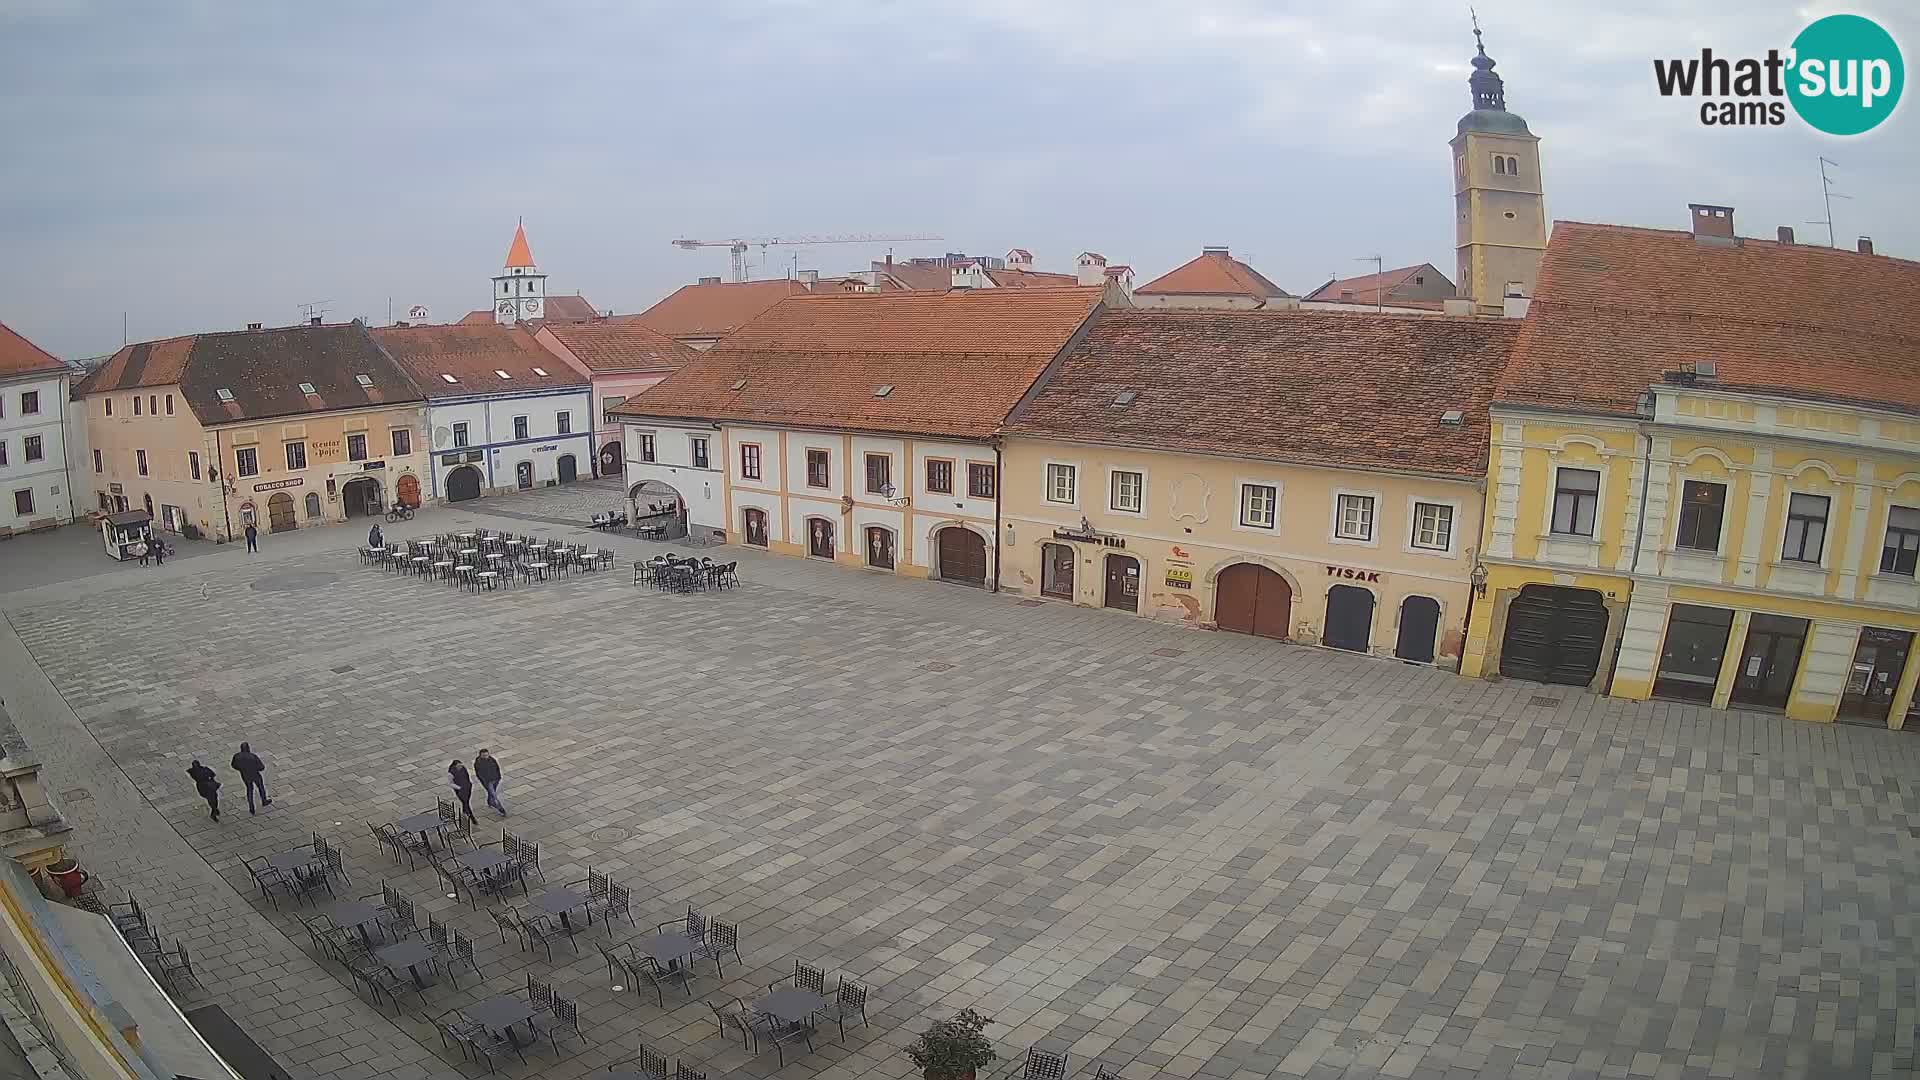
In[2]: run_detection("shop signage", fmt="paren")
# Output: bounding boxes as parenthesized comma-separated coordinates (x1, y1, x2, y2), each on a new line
(362, 460, 386, 470)
(109, 483, 124, 495)
(310, 438, 344, 461)
(1325, 565, 1382, 583)
(1165, 563, 1194, 590)
(1053, 518, 1126, 548)
(252, 478, 303, 492)
(534, 444, 557, 453)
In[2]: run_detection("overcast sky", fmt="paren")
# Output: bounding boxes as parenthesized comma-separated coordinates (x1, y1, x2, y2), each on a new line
(2, 1, 1913, 359)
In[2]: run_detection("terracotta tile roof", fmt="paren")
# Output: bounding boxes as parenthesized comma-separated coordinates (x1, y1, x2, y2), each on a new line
(1006, 309, 1518, 478)
(538, 295, 599, 322)
(0, 321, 66, 378)
(1497, 221, 1920, 417)
(372, 322, 585, 398)
(633, 279, 805, 341)
(876, 263, 954, 292)
(615, 286, 1105, 440)
(456, 309, 495, 325)
(1135, 249, 1291, 299)
(990, 267, 1080, 288)
(77, 323, 424, 424)
(540, 319, 699, 374)
(1304, 264, 1449, 305)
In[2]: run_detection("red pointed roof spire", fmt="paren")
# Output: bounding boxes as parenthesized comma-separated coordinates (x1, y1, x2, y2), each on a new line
(504, 217, 536, 269)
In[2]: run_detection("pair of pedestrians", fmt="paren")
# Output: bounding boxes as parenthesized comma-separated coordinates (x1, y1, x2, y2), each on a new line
(185, 742, 272, 821)
(447, 749, 507, 823)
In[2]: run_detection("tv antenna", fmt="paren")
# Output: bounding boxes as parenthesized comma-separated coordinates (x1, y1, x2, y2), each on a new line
(1807, 157, 1850, 248)
(297, 300, 333, 324)
(1355, 254, 1384, 312)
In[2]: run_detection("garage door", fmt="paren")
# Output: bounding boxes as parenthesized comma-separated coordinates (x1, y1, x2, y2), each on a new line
(937, 528, 987, 586)
(1499, 585, 1609, 686)
(1215, 563, 1292, 640)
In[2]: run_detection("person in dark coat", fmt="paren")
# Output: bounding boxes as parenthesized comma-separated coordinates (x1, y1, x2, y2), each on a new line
(230, 742, 272, 814)
(245, 522, 259, 553)
(473, 748, 506, 816)
(369, 523, 383, 549)
(150, 534, 165, 565)
(447, 760, 477, 822)
(187, 760, 221, 821)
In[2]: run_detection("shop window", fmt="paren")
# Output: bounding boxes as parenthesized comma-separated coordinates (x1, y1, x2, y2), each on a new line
(1653, 604, 1734, 703)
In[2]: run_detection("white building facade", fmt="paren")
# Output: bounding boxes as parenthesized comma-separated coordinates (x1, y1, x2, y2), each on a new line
(0, 366, 74, 533)
(425, 387, 594, 501)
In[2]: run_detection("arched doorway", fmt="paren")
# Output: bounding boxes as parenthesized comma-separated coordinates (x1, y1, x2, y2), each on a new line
(1499, 585, 1608, 686)
(341, 477, 382, 518)
(1324, 585, 1375, 652)
(396, 473, 421, 508)
(267, 492, 297, 533)
(515, 461, 534, 490)
(304, 492, 323, 520)
(557, 455, 578, 484)
(446, 465, 482, 502)
(631, 480, 687, 539)
(866, 526, 896, 570)
(1104, 553, 1140, 612)
(1215, 563, 1292, 640)
(1394, 596, 1442, 663)
(936, 527, 987, 586)
(742, 508, 768, 547)
(1040, 542, 1075, 600)
(806, 517, 835, 559)
(599, 441, 623, 476)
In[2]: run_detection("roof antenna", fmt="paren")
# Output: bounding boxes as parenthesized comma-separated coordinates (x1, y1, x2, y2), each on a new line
(1807, 156, 1850, 248)
(1355, 254, 1384, 312)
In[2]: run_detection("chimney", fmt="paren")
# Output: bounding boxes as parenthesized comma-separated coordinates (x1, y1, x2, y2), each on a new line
(951, 263, 989, 290)
(798, 269, 819, 287)
(1688, 203, 1736, 242)
(308, 315, 323, 326)
(246, 322, 263, 331)
(1502, 283, 1532, 319)
(1858, 236, 1875, 256)
(1076, 251, 1107, 287)
(1777, 226, 1795, 245)
(1202, 246, 1230, 256)
(698, 276, 722, 285)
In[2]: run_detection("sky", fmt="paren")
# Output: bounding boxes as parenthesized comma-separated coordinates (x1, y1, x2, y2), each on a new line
(1, 1, 1914, 360)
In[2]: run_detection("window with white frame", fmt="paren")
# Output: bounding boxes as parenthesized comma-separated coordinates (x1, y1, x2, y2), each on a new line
(1240, 484, 1276, 529)
(235, 447, 258, 477)
(1335, 493, 1375, 541)
(1109, 470, 1143, 513)
(1411, 502, 1453, 550)
(691, 437, 710, 469)
(1045, 463, 1077, 505)
(1550, 468, 1600, 536)
(1781, 492, 1829, 564)
(740, 443, 761, 480)
(452, 422, 470, 448)
(1882, 505, 1920, 577)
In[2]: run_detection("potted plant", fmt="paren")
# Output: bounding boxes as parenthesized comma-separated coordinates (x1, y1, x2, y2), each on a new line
(45, 858, 89, 899)
(906, 1008, 997, 1080)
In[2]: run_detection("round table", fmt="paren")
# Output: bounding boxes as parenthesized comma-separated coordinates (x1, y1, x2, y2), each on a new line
(410, 556, 430, 575)
(433, 560, 454, 580)
(528, 561, 549, 581)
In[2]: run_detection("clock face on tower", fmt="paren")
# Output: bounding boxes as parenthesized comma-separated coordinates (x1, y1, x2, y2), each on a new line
(525, 299, 542, 316)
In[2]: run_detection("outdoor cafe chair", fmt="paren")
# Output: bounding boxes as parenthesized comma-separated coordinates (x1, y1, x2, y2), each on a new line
(524, 974, 554, 1012)
(672, 1066, 706, 1080)
(242, 856, 285, 900)
(629, 955, 690, 1008)
(288, 863, 335, 907)
(753, 1009, 815, 1068)
(828, 977, 870, 1038)
(706, 996, 758, 1052)
(529, 994, 582, 1050)
(1018, 1048, 1070, 1080)
(156, 943, 203, 994)
(768, 959, 826, 996)
(458, 1025, 527, 1074)
(614, 1045, 672, 1080)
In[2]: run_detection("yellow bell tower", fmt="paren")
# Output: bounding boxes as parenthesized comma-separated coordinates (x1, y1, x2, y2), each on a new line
(1450, 22, 1546, 315)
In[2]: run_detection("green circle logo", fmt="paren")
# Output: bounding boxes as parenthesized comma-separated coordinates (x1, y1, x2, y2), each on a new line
(1788, 14, 1904, 135)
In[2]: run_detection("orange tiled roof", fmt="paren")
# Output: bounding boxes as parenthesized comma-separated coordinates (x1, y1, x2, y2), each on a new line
(633, 279, 804, 341)
(539, 295, 599, 322)
(1497, 222, 1920, 417)
(74, 334, 195, 397)
(504, 222, 535, 268)
(991, 267, 1079, 288)
(1006, 309, 1518, 478)
(456, 309, 495, 325)
(1304, 264, 1448, 305)
(1135, 249, 1290, 299)
(542, 319, 698, 374)
(615, 287, 1106, 440)
(373, 322, 585, 397)
(0, 321, 66, 378)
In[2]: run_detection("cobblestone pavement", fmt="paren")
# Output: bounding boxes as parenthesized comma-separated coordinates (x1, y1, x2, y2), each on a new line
(1, 485, 1917, 1080)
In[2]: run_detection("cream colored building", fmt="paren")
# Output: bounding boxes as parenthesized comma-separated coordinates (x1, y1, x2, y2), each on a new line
(1451, 29, 1547, 315)
(1002, 309, 1517, 668)
(77, 322, 429, 540)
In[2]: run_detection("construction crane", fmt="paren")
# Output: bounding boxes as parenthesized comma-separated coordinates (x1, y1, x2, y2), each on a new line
(672, 233, 944, 283)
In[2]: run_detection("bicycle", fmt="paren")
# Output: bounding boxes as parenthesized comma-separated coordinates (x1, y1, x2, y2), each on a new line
(384, 504, 416, 523)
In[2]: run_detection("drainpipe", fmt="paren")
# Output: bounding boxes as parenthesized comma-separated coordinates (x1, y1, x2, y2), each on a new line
(991, 438, 1003, 593)
(216, 429, 233, 542)
(1604, 417, 1657, 695)
(58, 381, 76, 523)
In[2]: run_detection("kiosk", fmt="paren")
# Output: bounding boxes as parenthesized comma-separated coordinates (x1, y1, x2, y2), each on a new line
(101, 509, 153, 562)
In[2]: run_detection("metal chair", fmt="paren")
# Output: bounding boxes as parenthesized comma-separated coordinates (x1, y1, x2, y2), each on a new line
(630, 955, 690, 1008)
(706, 995, 758, 1051)
(754, 1009, 814, 1068)
(672, 1065, 705, 1080)
(829, 977, 869, 1039)
(1091, 1065, 1122, 1080)
(659, 907, 706, 944)
(510, 905, 570, 960)
(510, 837, 543, 883)
(459, 1025, 527, 1074)
(288, 864, 335, 906)
(1019, 1048, 1069, 1080)
(700, 919, 741, 973)
(612, 1045, 671, 1080)
(524, 974, 554, 1013)
(769, 960, 825, 995)
(242, 856, 285, 899)
(157, 943, 202, 994)
(530, 994, 581, 1050)
(446, 930, 479, 986)
(320, 846, 350, 888)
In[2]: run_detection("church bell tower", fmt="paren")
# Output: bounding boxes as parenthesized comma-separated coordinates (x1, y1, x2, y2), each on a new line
(492, 219, 546, 324)
(1450, 22, 1547, 315)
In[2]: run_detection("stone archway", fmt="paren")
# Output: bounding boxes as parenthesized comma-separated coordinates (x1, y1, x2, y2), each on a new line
(630, 480, 688, 539)
(446, 465, 482, 503)
(341, 477, 382, 518)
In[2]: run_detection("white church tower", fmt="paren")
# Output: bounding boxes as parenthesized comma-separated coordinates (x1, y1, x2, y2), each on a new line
(492, 219, 546, 324)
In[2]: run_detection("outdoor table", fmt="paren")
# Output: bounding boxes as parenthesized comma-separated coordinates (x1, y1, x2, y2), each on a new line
(394, 811, 442, 851)
(458, 547, 478, 559)
(476, 570, 499, 591)
(456, 848, 515, 894)
(266, 848, 321, 874)
(410, 556, 430, 575)
(412, 539, 432, 549)
(528, 560, 549, 581)
(457, 532, 475, 541)
(465, 994, 538, 1048)
(485, 552, 506, 565)
(376, 939, 436, 988)
(529, 887, 588, 936)
(635, 931, 699, 970)
(433, 560, 454, 580)
(757, 987, 828, 1028)
(326, 900, 383, 949)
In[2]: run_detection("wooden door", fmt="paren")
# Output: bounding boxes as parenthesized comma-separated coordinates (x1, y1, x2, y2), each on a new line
(1499, 585, 1608, 686)
(396, 473, 421, 508)
(743, 508, 768, 547)
(937, 528, 987, 586)
(1214, 563, 1291, 640)
(807, 518, 834, 559)
(866, 527, 896, 569)
(1394, 596, 1441, 663)
(446, 466, 481, 502)
(1103, 554, 1140, 612)
(1323, 584, 1374, 652)
(267, 492, 296, 533)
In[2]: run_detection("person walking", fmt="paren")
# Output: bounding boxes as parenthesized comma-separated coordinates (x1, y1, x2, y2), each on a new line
(151, 534, 166, 566)
(187, 760, 221, 821)
(230, 742, 272, 814)
(244, 522, 259, 553)
(368, 522, 383, 550)
(474, 748, 506, 816)
(447, 760, 477, 823)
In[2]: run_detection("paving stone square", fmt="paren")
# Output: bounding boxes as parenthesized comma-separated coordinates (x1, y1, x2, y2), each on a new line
(0, 486, 1916, 1079)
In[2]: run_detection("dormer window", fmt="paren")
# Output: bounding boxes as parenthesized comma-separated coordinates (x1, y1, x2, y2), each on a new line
(355, 374, 374, 388)
(440, 373, 457, 384)
(495, 369, 512, 379)
(532, 366, 549, 376)
(298, 382, 317, 395)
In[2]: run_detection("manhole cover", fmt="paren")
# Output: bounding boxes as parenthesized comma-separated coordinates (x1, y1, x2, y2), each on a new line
(1529, 695, 1561, 707)
(924, 661, 954, 673)
(1152, 647, 1184, 658)
(251, 571, 341, 593)
(331, 664, 357, 674)
(61, 787, 92, 803)
(589, 827, 629, 843)
(1018, 599, 1043, 607)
